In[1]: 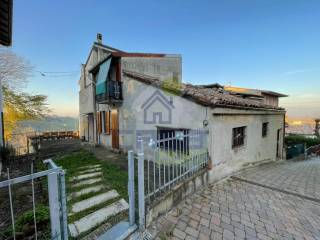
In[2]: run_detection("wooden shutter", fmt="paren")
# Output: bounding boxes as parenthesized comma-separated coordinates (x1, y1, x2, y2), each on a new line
(97, 112, 102, 134)
(105, 111, 111, 135)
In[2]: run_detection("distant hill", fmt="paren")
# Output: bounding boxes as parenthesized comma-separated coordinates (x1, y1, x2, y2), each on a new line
(17, 116, 79, 132)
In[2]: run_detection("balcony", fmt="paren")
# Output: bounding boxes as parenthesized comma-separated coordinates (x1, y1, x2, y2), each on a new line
(96, 80, 123, 104)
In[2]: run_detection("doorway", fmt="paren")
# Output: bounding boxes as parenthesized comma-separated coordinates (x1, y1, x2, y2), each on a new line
(111, 109, 119, 149)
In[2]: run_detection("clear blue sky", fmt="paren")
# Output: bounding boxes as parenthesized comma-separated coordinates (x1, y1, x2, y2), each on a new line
(11, 0, 320, 118)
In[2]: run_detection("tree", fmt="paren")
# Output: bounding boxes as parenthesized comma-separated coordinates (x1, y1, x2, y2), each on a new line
(0, 48, 49, 137)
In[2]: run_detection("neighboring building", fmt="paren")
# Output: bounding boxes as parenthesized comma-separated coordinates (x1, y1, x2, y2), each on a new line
(79, 34, 287, 177)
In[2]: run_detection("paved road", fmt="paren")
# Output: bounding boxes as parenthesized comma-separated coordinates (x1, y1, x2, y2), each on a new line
(148, 158, 320, 240)
(234, 157, 320, 200)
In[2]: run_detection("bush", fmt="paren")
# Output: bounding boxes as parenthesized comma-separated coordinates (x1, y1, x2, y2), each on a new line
(285, 135, 320, 148)
(1, 205, 50, 239)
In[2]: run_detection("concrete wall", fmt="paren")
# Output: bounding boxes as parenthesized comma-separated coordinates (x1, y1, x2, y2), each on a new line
(79, 45, 112, 142)
(97, 76, 207, 151)
(209, 108, 284, 178)
(121, 56, 182, 83)
(262, 94, 279, 107)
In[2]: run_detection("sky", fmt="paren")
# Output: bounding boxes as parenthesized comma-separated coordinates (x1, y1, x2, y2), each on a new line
(10, 0, 320, 118)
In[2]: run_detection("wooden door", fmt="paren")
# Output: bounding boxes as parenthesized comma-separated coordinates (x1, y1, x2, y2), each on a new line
(111, 109, 119, 149)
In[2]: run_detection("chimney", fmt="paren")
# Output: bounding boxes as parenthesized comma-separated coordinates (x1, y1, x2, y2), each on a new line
(315, 119, 320, 137)
(97, 33, 103, 44)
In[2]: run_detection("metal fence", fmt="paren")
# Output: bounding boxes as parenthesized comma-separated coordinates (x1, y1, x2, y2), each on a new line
(136, 129, 209, 200)
(0, 159, 68, 240)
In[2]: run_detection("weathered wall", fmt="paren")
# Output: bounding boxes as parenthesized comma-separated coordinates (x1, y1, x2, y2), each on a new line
(209, 108, 285, 180)
(97, 76, 208, 151)
(262, 94, 279, 107)
(79, 46, 112, 142)
(121, 56, 182, 83)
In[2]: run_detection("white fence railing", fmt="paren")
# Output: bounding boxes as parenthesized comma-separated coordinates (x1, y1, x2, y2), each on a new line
(142, 129, 209, 201)
(0, 159, 68, 240)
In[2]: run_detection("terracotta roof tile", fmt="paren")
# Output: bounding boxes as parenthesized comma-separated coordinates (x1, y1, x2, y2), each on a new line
(123, 70, 285, 111)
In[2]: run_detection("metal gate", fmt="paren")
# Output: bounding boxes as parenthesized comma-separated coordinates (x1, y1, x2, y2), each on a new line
(0, 159, 68, 240)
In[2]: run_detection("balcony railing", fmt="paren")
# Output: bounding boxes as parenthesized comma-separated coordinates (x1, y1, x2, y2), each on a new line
(96, 80, 123, 103)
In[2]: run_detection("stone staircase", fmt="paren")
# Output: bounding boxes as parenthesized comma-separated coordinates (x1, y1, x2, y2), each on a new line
(67, 164, 129, 238)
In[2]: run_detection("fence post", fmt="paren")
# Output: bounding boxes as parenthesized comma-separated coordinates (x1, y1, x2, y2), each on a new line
(128, 150, 135, 226)
(48, 172, 62, 240)
(137, 136, 145, 230)
(59, 170, 68, 240)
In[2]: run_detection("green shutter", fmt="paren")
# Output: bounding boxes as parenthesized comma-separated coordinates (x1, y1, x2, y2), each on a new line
(95, 58, 111, 95)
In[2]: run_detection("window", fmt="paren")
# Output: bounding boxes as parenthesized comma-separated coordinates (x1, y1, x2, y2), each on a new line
(262, 122, 268, 137)
(157, 128, 189, 154)
(232, 126, 246, 148)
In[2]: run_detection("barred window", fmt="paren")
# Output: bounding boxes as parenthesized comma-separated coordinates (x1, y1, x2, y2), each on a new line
(232, 126, 246, 148)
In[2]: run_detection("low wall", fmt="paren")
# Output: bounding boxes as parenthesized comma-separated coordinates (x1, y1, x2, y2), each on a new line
(145, 169, 209, 227)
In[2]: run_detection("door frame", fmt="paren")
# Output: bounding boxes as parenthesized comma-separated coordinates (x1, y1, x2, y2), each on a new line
(111, 109, 119, 149)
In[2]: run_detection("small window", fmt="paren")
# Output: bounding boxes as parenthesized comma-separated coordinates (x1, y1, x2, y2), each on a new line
(262, 122, 268, 137)
(232, 126, 246, 148)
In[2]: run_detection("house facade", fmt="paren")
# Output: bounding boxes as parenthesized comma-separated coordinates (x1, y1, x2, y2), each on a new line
(79, 34, 287, 178)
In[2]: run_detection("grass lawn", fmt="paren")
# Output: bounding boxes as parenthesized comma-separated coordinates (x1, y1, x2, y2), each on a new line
(55, 150, 129, 225)
(55, 150, 128, 199)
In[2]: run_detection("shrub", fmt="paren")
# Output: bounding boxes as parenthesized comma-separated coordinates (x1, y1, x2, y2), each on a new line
(285, 135, 320, 148)
(1, 205, 50, 239)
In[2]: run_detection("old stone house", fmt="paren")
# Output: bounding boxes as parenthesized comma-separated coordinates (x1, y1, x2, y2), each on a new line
(79, 34, 287, 178)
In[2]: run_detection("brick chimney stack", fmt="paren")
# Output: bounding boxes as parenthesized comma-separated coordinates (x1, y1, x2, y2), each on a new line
(315, 119, 320, 137)
(97, 33, 103, 44)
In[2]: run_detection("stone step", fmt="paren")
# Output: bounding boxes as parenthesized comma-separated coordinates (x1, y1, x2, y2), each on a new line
(70, 172, 102, 182)
(67, 185, 104, 201)
(78, 167, 102, 175)
(77, 164, 101, 170)
(71, 190, 119, 213)
(68, 199, 129, 238)
(72, 177, 102, 188)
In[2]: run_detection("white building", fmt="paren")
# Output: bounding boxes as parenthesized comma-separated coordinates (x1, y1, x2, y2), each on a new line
(79, 34, 287, 178)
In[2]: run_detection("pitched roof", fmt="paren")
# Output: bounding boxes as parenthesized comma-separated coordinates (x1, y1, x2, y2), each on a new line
(123, 70, 285, 111)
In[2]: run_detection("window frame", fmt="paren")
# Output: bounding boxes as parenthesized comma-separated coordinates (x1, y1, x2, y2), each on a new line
(232, 126, 246, 148)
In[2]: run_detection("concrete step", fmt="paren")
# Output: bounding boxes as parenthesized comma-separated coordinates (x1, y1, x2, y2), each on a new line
(67, 185, 104, 201)
(77, 164, 101, 170)
(70, 172, 102, 182)
(68, 198, 129, 238)
(72, 177, 103, 188)
(71, 190, 119, 213)
(78, 167, 102, 175)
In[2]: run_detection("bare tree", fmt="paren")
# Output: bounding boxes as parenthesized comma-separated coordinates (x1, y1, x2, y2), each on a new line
(0, 47, 49, 137)
(0, 47, 33, 91)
